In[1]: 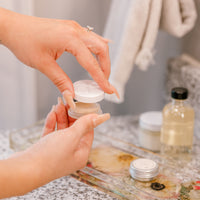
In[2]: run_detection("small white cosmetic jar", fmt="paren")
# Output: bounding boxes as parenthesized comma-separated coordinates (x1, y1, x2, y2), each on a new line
(129, 158, 159, 182)
(68, 80, 104, 120)
(139, 111, 162, 152)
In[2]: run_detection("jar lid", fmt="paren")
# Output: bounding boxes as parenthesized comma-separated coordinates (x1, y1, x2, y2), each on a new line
(129, 158, 159, 181)
(139, 111, 162, 132)
(73, 80, 104, 103)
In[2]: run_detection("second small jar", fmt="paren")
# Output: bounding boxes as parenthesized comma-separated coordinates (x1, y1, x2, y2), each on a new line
(139, 111, 162, 152)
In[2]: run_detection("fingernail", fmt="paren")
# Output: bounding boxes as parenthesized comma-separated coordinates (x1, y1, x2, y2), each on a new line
(93, 113, 110, 128)
(193, 185, 200, 190)
(51, 105, 56, 112)
(196, 181, 200, 184)
(57, 97, 64, 105)
(109, 84, 120, 99)
(63, 90, 76, 110)
(103, 38, 114, 44)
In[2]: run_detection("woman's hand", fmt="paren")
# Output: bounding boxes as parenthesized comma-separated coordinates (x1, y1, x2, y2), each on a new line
(40, 97, 109, 178)
(25, 97, 110, 188)
(0, 98, 110, 198)
(0, 7, 119, 108)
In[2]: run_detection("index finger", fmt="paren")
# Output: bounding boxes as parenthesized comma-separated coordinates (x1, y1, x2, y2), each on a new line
(65, 38, 119, 98)
(81, 30, 111, 79)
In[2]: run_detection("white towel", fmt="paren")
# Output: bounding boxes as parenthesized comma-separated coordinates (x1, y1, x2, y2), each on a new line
(104, 0, 197, 103)
(160, 0, 197, 38)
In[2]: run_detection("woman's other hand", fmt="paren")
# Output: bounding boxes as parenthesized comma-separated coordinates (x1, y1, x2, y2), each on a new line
(27, 97, 110, 183)
(0, 7, 119, 109)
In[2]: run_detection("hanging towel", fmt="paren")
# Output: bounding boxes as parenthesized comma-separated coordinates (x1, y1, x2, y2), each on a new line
(160, 0, 197, 38)
(104, 0, 162, 103)
(104, 0, 197, 103)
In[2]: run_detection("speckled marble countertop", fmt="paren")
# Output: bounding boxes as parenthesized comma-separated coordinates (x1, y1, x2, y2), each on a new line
(1, 115, 200, 200)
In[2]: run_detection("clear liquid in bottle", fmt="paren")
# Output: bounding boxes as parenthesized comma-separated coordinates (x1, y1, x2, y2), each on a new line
(160, 87, 194, 155)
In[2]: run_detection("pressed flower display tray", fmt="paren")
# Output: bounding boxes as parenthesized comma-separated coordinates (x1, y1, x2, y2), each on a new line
(9, 117, 200, 200)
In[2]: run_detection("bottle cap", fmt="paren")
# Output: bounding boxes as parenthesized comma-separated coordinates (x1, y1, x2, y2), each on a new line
(171, 87, 188, 100)
(73, 80, 105, 103)
(129, 158, 159, 182)
(139, 111, 162, 132)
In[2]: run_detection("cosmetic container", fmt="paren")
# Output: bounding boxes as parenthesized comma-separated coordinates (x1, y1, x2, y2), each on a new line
(68, 102, 102, 119)
(161, 87, 195, 154)
(129, 158, 159, 182)
(139, 111, 162, 152)
(68, 80, 104, 121)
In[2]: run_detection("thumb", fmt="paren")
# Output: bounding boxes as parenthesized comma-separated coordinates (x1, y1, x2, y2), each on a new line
(38, 59, 76, 109)
(70, 113, 110, 141)
(69, 113, 110, 159)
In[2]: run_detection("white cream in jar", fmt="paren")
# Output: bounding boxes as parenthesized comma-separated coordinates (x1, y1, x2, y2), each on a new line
(139, 111, 162, 152)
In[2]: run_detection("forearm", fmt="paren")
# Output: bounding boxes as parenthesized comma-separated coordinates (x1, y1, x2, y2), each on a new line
(0, 7, 29, 48)
(0, 153, 45, 199)
(0, 7, 15, 45)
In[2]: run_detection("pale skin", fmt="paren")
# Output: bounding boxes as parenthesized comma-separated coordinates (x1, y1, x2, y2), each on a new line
(0, 7, 115, 198)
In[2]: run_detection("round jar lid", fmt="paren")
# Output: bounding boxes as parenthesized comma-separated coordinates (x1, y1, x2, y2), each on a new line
(129, 158, 159, 181)
(73, 80, 104, 103)
(139, 111, 162, 132)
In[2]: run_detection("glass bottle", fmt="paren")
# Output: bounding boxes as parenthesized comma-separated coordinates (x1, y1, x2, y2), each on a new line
(160, 87, 195, 155)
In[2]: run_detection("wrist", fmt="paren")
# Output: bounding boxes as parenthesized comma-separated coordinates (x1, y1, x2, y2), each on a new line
(0, 7, 23, 47)
(17, 150, 49, 190)
(0, 152, 43, 198)
(0, 7, 13, 45)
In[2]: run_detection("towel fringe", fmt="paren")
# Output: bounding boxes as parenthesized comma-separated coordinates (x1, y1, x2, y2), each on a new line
(135, 49, 155, 71)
